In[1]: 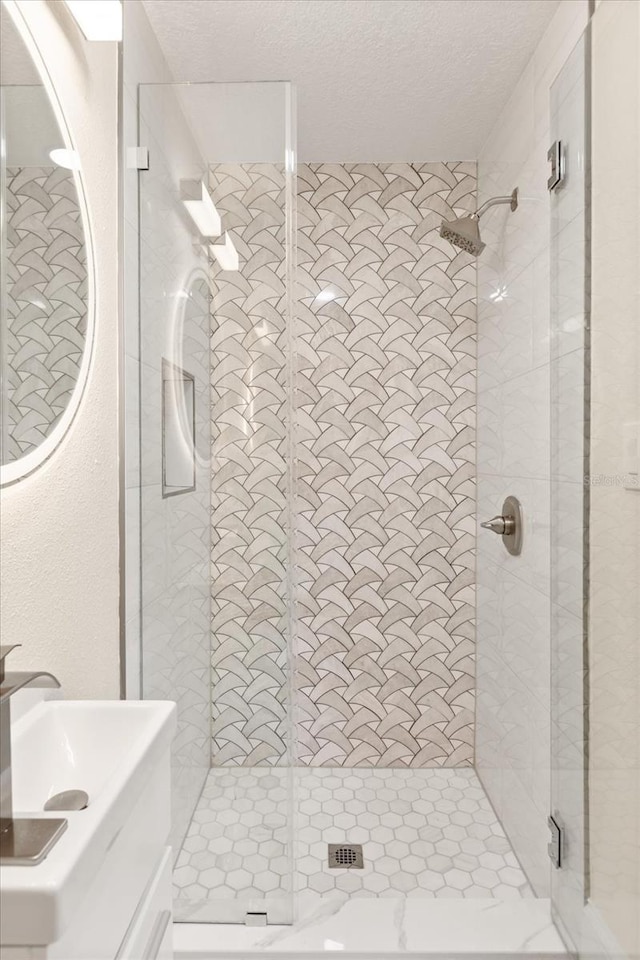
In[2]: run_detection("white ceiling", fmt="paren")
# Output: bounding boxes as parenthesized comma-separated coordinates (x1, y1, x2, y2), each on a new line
(142, 0, 559, 161)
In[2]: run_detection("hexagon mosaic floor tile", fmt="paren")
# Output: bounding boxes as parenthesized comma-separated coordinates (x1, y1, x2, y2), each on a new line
(173, 767, 532, 911)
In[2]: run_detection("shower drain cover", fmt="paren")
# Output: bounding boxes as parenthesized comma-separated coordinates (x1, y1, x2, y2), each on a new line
(328, 843, 364, 869)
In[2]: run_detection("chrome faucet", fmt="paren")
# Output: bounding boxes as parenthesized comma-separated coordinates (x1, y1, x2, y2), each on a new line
(0, 645, 65, 863)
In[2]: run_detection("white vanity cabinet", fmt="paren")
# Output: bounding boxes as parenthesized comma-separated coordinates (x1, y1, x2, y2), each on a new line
(117, 848, 173, 960)
(45, 767, 173, 960)
(1, 701, 176, 960)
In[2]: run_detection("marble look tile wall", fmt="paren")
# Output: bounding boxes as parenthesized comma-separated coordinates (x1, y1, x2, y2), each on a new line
(4, 166, 86, 461)
(209, 162, 476, 768)
(476, 0, 588, 900)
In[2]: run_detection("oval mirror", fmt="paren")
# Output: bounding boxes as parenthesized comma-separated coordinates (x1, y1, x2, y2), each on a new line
(0, 5, 93, 484)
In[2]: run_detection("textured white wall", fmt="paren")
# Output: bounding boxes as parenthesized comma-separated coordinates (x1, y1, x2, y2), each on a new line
(0, 1, 120, 698)
(475, 0, 588, 898)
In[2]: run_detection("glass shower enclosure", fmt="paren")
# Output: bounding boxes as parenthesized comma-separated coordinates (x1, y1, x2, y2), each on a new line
(135, 79, 296, 924)
(123, 3, 639, 947)
(549, 2, 640, 954)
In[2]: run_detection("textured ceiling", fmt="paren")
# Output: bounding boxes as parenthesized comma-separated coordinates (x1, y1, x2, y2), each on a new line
(142, 0, 559, 161)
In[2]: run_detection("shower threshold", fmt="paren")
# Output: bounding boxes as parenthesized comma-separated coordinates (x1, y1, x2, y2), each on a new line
(173, 898, 567, 957)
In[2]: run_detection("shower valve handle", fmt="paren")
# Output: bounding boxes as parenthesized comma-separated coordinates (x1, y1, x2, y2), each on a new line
(480, 497, 523, 556)
(480, 515, 515, 536)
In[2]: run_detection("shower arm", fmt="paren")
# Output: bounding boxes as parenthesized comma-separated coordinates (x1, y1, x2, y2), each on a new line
(475, 188, 519, 220)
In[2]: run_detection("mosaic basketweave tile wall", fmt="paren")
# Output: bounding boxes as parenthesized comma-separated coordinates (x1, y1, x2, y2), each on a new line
(4, 166, 86, 462)
(209, 162, 476, 768)
(209, 163, 290, 767)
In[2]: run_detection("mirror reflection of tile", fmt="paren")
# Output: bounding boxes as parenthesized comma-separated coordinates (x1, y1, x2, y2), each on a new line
(3, 166, 87, 463)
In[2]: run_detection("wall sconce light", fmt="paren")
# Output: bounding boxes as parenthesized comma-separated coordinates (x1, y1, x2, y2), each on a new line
(180, 180, 222, 238)
(64, 1, 123, 41)
(210, 233, 239, 271)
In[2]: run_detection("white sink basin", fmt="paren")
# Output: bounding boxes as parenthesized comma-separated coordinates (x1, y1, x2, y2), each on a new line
(11, 701, 166, 813)
(1, 700, 176, 946)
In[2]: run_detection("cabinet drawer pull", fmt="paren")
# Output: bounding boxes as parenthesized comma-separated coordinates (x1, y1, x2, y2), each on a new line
(142, 909, 171, 960)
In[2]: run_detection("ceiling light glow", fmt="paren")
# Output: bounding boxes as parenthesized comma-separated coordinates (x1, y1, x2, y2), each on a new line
(64, 1, 122, 41)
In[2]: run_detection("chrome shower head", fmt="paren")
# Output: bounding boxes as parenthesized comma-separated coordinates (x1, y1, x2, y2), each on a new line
(440, 187, 518, 257)
(439, 216, 485, 255)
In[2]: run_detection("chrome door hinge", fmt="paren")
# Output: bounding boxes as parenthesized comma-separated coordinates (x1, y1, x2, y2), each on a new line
(127, 146, 149, 170)
(547, 814, 563, 868)
(547, 141, 564, 191)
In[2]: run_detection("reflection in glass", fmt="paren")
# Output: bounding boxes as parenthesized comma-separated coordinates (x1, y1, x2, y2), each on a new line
(162, 360, 195, 498)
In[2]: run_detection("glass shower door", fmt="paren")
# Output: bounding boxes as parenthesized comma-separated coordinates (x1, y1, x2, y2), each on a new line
(581, 2, 639, 955)
(137, 80, 297, 925)
(549, 24, 589, 950)
(550, 3, 640, 954)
